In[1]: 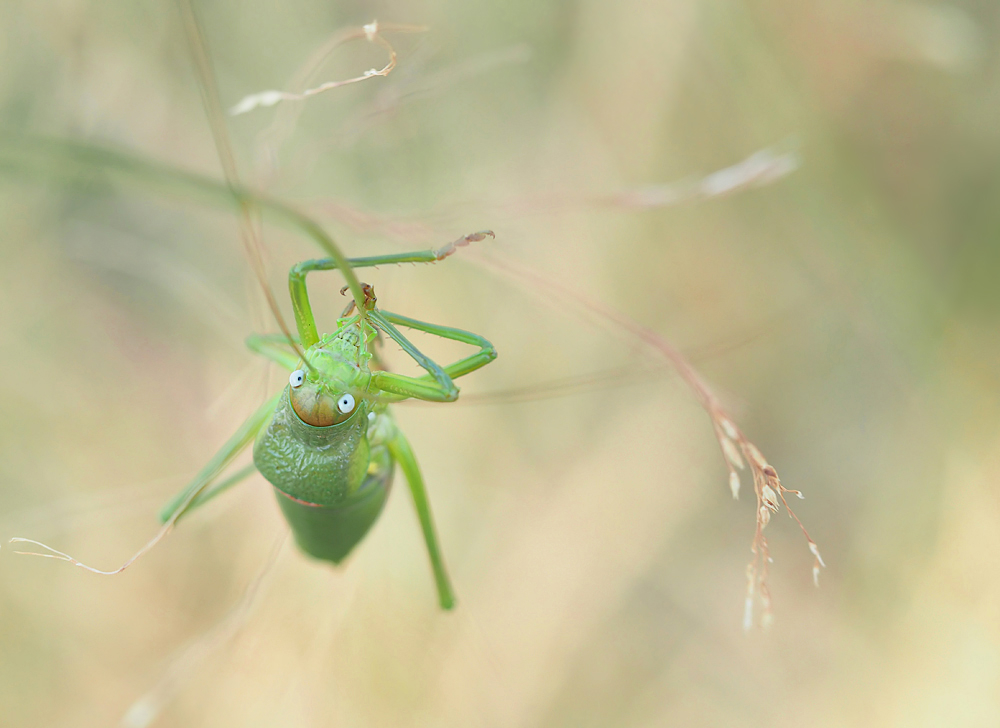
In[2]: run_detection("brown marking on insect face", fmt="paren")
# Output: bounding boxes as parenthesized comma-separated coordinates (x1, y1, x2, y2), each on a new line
(290, 381, 354, 427)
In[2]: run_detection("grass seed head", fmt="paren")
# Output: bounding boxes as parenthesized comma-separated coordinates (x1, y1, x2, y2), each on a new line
(729, 471, 741, 499)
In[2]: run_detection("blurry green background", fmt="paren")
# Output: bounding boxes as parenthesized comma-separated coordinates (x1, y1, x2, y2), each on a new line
(1, 0, 999, 726)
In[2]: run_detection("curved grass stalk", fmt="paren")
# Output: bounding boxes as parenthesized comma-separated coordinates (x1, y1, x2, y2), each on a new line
(0, 134, 367, 311)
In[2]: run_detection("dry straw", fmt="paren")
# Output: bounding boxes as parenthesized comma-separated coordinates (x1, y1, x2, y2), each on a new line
(229, 20, 427, 115)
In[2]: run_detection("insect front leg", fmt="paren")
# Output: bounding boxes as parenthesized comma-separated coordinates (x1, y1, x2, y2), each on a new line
(9, 392, 282, 575)
(287, 235, 492, 349)
(379, 310, 498, 380)
(366, 309, 497, 403)
(160, 335, 303, 520)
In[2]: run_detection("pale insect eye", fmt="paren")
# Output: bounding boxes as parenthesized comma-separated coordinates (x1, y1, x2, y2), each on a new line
(289, 370, 305, 388)
(337, 393, 356, 414)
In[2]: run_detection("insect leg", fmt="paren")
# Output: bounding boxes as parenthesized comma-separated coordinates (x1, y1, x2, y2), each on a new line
(365, 309, 496, 402)
(171, 336, 300, 521)
(386, 429, 456, 610)
(368, 309, 458, 400)
(379, 310, 497, 380)
(287, 236, 491, 350)
(158, 393, 281, 523)
(172, 463, 258, 524)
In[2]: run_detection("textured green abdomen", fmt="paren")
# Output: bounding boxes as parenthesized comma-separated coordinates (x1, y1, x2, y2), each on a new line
(275, 445, 394, 563)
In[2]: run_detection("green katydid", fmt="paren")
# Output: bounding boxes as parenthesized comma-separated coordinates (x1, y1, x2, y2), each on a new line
(164, 3, 488, 610)
(158, 237, 498, 610)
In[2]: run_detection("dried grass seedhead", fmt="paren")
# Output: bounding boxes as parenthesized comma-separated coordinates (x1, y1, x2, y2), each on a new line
(710, 402, 822, 630)
(229, 20, 428, 115)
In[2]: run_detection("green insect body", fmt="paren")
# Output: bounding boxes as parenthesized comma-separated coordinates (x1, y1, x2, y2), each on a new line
(256, 326, 377, 505)
(255, 320, 391, 565)
(158, 245, 498, 610)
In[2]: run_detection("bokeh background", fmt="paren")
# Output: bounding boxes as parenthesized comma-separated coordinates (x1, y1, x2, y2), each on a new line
(2, 0, 999, 726)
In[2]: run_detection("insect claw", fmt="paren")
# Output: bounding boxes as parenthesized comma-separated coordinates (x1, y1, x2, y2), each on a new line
(432, 230, 495, 260)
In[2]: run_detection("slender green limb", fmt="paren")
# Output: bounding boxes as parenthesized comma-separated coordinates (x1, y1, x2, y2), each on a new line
(287, 241, 489, 350)
(288, 262, 322, 350)
(174, 463, 258, 524)
(159, 393, 281, 523)
(298, 249, 461, 271)
(246, 333, 301, 371)
(369, 310, 456, 399)
(380, 311, 497, 380)
(386, 430, 456, 610)
(362, 310, 497, 402)
(369, 372, 455, 403)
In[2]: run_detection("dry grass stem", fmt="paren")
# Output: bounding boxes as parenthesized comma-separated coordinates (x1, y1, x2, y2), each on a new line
(493, 146, 800, 216)
(8, 526, 177, 576)
(230, 21, 426, 115)
(455, 252, 823, 629)
(305, 145, 799, 230)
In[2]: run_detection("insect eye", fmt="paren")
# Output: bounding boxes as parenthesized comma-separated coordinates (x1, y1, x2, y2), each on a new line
(337, 393, 356, 414)
(289, 370, 305, 388)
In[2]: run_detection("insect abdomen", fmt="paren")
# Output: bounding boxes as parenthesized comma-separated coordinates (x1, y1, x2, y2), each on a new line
(274, 445, 394, 564)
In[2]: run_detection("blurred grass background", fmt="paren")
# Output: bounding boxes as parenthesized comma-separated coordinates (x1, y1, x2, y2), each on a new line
(1, 0, 999, 726)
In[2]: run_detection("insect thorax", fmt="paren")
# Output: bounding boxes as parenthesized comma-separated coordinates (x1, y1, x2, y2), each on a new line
(253, 321, 378, 507)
